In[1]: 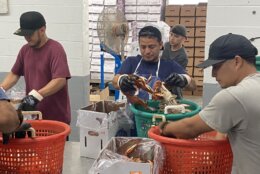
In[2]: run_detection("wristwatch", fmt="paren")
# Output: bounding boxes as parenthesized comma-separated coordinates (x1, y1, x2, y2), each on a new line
(0, 87, 8, 101)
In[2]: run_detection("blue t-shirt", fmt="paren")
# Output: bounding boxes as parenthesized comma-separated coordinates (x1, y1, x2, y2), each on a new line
(117, 55, 186, 81)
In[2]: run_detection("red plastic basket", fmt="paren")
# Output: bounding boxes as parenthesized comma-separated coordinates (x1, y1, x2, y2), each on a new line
(148, 126, 233, 174)
(0, 120, 70, 174)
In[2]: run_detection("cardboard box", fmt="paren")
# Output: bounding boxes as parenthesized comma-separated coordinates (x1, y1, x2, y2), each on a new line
(90, 87, 110, 103)
(100, 162, 151, 174)
(180, 17, 195, 27)
(165, 17, 180, 27)
(193, 67, 204, 76)
(186, 66, 193, 76)
(195, 17, 207, 27)
(195, 37, 205, 47)
(125, 0, 136, 5)
(194, 47, 205, 57)
(195, 27, 206, 37)
(180, 5, 196, 16)
(186, 27, 195, 37)
(193, 86, 203, 96)
(194, 76, 204, 86)
(90, 72, 115, 81)
(186, 47, 194, 57)
(165, 5, 181, 16)
(89, 137, 163, 174)
(196, 5, 207, 17)
(194, 57, 205, 67)
(183, 89, 193, 96)
(187, 57, 194, 67)
(184, 37, 195, 47)
(77, 101, 125, 159)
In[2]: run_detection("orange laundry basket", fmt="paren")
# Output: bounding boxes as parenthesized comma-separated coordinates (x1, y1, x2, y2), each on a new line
(148, 126, 233, 174)
(0, 120, 70, 174)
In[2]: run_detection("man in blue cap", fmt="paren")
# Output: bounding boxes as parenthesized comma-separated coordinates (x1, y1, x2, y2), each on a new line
(159, 33, 260, 174)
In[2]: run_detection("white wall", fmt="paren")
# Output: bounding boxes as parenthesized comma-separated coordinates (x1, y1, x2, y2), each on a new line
(204, 0, 260, 84)
(0, 0, 89, 76)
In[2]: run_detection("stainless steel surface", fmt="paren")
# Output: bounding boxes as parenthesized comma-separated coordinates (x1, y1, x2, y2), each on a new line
(63, 142, 95, 174)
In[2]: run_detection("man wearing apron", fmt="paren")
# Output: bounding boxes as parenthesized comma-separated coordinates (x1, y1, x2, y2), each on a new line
(112, 26, 196, 135)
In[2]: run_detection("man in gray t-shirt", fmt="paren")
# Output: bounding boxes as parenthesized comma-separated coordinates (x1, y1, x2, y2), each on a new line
(158, 33, 260, 174)
(161, 24, 188, 69)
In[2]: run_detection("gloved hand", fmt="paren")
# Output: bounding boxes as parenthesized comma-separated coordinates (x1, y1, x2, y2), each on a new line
(118, 75, 137, 95)
(164, 73, 190, 88)
(18, 89, 43, 111)
(2, 110, 33, 144)
(2, 122, 33, 144)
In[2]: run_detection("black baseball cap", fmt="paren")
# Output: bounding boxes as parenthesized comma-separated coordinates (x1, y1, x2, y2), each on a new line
(14, 11, 46, 36)
(196, 33, 258, 68)
(171, 24, 187, 38)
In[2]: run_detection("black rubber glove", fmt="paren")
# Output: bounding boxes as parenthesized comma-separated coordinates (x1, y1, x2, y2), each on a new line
(2, 122, 33, 144)
(2, 110, 32, 144)
(164, 73, 188, 88)
(18, 95, 39, 111)
(118, 75, 137, 95)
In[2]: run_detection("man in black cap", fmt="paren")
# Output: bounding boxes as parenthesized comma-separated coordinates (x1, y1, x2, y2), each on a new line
(158, 33, 260, 174)
(161, 24, 188, 69)
(161, 24, 189, 98)
(0, 11, 71, 126)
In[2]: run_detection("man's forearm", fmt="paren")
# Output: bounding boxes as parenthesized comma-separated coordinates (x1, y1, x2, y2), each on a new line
(37, 78, 66, 97)
(0, 72, 20, 91)
(112, 74, 121, 89)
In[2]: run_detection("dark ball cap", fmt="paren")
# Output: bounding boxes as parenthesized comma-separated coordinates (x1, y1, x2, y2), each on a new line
(14, 11, 46, 36)
(171, 24, 187, 38)
(196, 33, 258, 68)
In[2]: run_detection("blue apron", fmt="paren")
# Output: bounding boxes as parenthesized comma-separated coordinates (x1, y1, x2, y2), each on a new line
(133, 58, 161, 100)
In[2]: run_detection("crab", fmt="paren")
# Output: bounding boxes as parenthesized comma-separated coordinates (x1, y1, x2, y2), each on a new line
(122, 74, 157, 111)
(153, 80, 191, 114)
(121, 74, 191, 114)
(117, 139, 154, 163)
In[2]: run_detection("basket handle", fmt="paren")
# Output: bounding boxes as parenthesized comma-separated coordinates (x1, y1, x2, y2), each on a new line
(152, 115, 166, 126)
(22, 111, 43, 120)
(164, 105, 185, 114)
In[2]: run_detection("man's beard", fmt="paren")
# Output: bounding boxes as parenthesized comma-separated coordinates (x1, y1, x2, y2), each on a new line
(30, 39, 41, 48)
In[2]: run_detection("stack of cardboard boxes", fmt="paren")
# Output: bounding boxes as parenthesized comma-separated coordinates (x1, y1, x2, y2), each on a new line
(164, 3, 207, 96)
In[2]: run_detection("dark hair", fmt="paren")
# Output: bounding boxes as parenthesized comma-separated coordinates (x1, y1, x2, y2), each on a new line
(138, 26, 162, 42)
(244, 57, 256, 66)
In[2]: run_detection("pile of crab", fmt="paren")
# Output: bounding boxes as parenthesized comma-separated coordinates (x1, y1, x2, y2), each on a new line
(122, 74, 192, 114)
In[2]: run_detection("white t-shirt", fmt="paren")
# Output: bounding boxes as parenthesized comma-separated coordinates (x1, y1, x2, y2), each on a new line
(200, 73, 260, 174)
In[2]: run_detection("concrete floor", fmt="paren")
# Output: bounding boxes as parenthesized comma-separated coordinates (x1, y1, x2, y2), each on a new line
(63, 95, 203, 173)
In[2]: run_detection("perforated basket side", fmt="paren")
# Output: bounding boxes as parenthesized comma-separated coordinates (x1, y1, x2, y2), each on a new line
(148, 127, 233, 174)
(0, 120, 70, 174)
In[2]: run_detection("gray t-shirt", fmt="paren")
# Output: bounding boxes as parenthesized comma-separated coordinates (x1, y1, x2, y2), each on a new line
(161, 42, 188, 68)
(200, 73, 260, 174)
